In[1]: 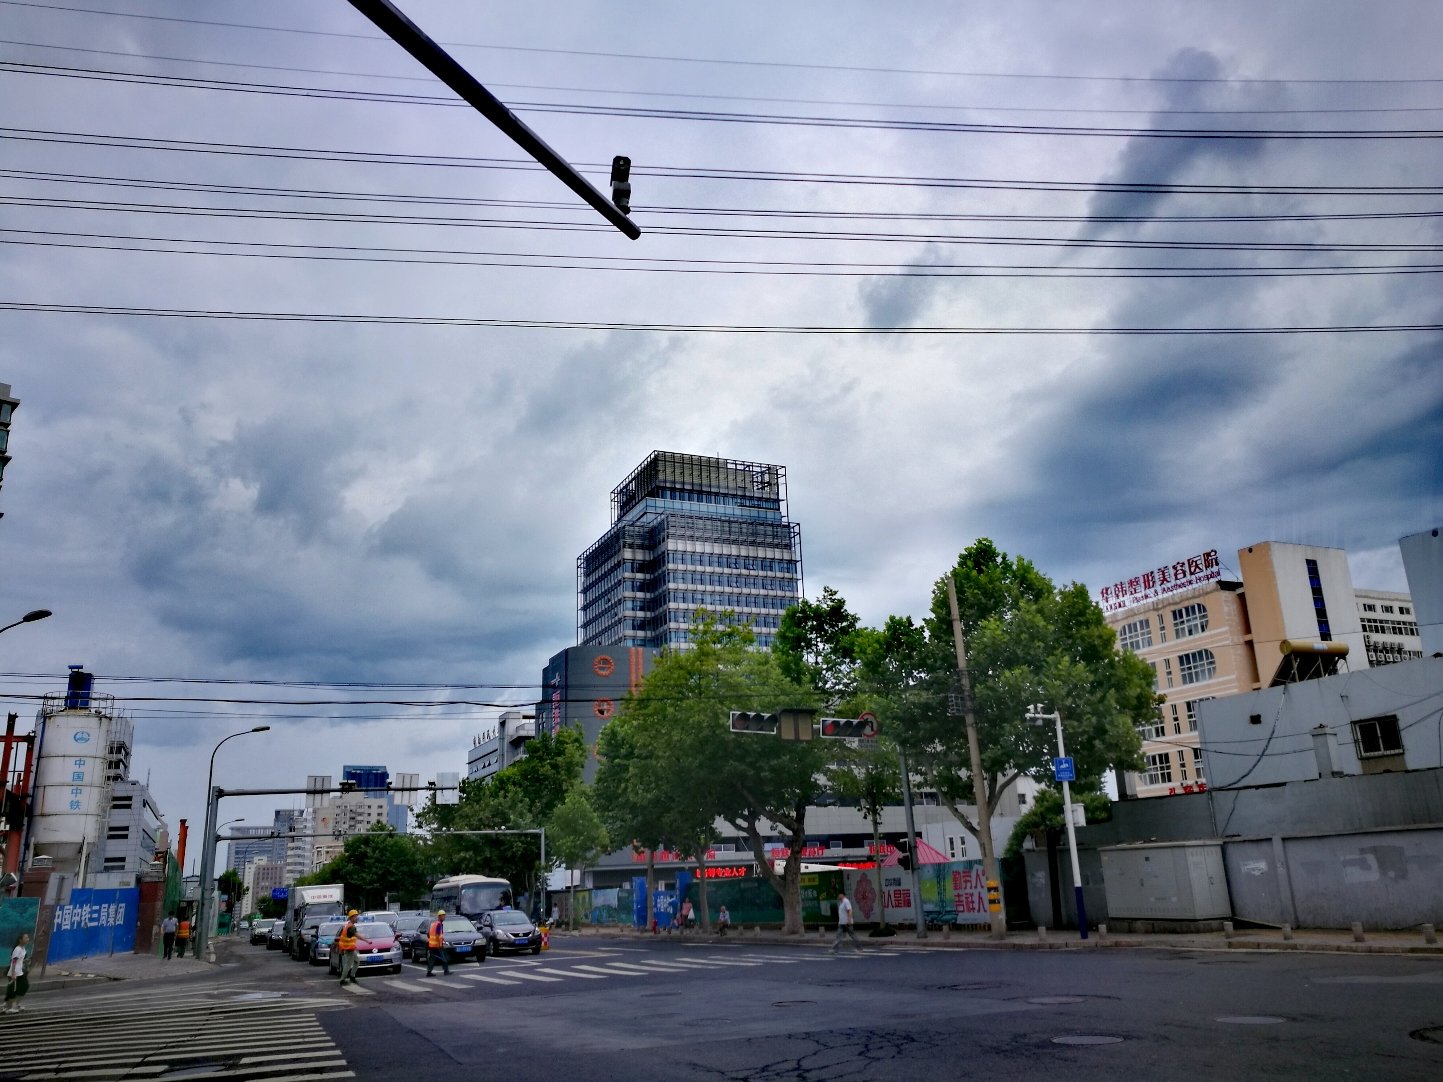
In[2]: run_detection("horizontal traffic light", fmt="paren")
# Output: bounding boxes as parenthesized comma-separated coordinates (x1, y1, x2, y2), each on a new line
(729, 711, 779, 735)
(819, 714, 878, 740)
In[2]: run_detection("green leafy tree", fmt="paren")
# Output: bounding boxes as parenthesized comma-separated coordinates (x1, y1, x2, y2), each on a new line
(547, 788, 610, 930)
(418, 726, 586, 906)
(1003, 787, 1113, 859)
(607, 614, 824, 934)
(314, 823, 430, 911)
(216, 869, 247, 923)
(907, 539, 1156, 858)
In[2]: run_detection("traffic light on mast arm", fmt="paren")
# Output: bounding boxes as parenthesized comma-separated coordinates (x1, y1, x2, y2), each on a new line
(819, 713, 878, 740)
(729, 711, 778, 735)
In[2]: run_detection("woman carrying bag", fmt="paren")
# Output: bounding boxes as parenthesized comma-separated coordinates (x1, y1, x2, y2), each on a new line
(5, 933, 30, 1014)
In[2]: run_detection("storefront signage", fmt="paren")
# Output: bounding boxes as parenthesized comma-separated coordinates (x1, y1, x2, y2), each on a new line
(1100, 549, 1221, 613)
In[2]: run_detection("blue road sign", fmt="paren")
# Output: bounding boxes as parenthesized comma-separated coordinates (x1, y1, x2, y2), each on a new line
(1053, 756, 1076, 782)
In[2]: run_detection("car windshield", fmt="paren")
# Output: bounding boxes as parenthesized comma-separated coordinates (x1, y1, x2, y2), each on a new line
(493, 912, 531, 927)
(442, 918, 475, 933)
(318, 923, 344, 936)
(357, 923, 393, 938)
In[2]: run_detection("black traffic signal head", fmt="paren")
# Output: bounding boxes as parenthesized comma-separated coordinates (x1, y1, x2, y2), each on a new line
(819, 714, 878, 740)
(611, 155, 632, 214)
(729, 711, 778, 735)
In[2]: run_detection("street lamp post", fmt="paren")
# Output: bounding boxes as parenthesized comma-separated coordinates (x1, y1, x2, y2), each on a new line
(0, 609, 51, 636)
(1027, 705, 1087, 940)
(196, 727, 269, 963)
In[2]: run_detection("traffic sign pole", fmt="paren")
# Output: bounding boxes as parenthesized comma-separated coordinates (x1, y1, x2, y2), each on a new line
(1032, 707, 1087, 941)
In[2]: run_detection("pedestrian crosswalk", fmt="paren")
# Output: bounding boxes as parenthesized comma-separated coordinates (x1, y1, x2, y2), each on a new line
(334, 947, 902, 999)
(0, 983, 353, 1081)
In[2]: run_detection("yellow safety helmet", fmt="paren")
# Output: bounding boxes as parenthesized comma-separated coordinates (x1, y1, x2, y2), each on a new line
(348, 910, 359, 918)
(436, 909, 446, 917)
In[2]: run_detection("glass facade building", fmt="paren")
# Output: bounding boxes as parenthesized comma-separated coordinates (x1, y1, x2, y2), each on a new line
(577, 451, 803, 649)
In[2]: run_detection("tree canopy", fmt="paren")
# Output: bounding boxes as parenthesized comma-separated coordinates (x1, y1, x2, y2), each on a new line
(592, 614, 824, 933)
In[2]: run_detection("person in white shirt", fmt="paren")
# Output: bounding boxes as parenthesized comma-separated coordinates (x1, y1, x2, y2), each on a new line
(4, 933, 30, 1014)
(830, 891, 862, 953)
(161, 914, 179, 959)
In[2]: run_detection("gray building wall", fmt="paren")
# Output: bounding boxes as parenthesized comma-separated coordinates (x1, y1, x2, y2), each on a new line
(1197, 655, 1443, 788)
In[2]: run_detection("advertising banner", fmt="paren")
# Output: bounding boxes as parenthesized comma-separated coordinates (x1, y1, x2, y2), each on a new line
(45, 888, 138, 962)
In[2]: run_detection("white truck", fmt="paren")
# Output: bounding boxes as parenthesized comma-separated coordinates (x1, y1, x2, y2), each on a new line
(283, 883, 345, 960)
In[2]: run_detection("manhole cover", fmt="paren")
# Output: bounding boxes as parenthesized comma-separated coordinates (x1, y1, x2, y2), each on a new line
(1216, 1016, 1287, 1025)
(1408, 1027, 1443, 1045)
(1051, 1035, 1124, 1046)
(1030, 996, 1087, 1005)
(772, 1000, 817, 1007)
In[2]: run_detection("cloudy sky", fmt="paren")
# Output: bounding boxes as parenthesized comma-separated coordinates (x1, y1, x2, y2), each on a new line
(1, 1, 1440, 863)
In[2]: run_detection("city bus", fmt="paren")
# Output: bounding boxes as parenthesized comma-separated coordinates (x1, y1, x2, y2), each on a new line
(430, 874, 514, 923)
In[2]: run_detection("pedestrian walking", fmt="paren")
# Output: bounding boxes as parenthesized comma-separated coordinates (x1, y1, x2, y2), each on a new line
(175, 915, 192, 958)
(830, 891, 862, 953)
(335, 910, 369, 986)
(717, 905, 730, 936)
(679, 897, 694, 933)
(424, 910, 450, 977)
(4, 933, 29, 1014)
(161, 913, 178, 959)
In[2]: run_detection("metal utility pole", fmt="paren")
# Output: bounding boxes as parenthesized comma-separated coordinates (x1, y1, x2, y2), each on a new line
(945, 576, 1006, 940)
(897, 747, 927, 939)
(347, 0, 640, 239)
(1028, 706, 1088, 940)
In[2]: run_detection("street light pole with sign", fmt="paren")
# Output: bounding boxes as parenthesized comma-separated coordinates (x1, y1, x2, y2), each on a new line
(1026, 705, 1088, 940)
(196, 726, 270, 963)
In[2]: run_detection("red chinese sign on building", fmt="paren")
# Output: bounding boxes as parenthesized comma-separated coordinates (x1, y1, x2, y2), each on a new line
(1099, 549, 1221, 613)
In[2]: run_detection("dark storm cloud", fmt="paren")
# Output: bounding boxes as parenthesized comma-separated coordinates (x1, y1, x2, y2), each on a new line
(1082, 48, 1279, 230)
(858, 245, 951, 328)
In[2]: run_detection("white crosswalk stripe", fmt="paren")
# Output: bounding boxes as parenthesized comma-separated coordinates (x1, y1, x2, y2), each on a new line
(461, 973, 524, 985)
(530, 967, 607, 979)
(0, 984, 354, 1081)
(573, 964, 646, 977)
(505, 971, 564, 983)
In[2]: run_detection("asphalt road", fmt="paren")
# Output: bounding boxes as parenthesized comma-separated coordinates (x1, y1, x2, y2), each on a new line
(11, 936, 1443, 1081)
(248, 933, 1443, 1081)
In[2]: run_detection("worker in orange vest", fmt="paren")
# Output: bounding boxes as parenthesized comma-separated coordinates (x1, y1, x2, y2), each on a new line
(175, 916, 192, 958)
(425, 910, 449, 977)
(335, 910, 370, 986)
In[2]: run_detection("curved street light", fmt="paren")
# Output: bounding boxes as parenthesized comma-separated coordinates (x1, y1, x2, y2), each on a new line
(0, 609, 52, 636)
(196, 727, 270, 963)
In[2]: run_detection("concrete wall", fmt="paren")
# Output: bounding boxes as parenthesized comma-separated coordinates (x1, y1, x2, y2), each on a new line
(1225, 827, 1443, 929)
(1022, 765, 1443, 930)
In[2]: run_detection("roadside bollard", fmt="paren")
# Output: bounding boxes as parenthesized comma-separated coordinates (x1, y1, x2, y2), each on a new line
(1282, 924, 1293, 942)
(1223, 921, 1235, 940)
(1096, 923, 1107, 941)
(1423, 924, 1437, 945)
(942, 923, 951, 940)
(1037, 926, 1048, 942)
(1352, 922, 1365, 943)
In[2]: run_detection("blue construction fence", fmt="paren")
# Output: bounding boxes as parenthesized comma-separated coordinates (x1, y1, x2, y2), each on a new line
(44, 888, 138, 962)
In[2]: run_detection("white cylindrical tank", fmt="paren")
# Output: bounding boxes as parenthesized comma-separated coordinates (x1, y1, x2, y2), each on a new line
(29, 705, 113, 859)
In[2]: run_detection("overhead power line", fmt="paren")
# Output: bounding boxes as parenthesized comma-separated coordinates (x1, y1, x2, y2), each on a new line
(9, 230, 1441, 280)
(6, 36, 1443, 118)
(3, 1, 1439, 86)
(8, 168, 1443, 224)
(7, 127, 1442, 196)
(3, 302, 1440, 335)
(7, 62, 1443, 139)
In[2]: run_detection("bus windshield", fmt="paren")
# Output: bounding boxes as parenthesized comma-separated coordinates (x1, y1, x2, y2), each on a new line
(460, 883, 513, 915)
